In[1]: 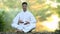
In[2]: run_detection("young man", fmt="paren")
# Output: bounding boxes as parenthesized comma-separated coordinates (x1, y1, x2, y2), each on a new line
(11, 2, 36, 33)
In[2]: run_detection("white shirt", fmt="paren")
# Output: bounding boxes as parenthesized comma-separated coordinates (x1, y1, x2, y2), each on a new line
(11, 10, 36, 32)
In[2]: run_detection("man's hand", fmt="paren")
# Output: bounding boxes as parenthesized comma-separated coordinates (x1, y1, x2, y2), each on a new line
(18, 20, 24, 25)
(24, 21, 30, 25)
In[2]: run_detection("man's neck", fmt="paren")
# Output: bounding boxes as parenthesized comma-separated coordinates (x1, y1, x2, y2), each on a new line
(23, 10, 27, 12)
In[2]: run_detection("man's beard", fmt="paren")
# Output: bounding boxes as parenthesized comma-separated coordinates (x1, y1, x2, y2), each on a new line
(23, 9, 27, 12)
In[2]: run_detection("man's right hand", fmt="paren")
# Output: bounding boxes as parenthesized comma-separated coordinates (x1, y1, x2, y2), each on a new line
(18, 20, 24, 25)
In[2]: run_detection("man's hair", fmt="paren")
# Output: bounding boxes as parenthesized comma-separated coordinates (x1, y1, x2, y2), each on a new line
(22, 2, 27, 5)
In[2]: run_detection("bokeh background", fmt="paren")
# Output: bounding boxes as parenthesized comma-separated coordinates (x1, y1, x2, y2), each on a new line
(0, 0, 60, 32)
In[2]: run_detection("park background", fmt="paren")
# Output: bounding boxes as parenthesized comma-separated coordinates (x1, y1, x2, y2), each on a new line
(0, 0, 60, 33)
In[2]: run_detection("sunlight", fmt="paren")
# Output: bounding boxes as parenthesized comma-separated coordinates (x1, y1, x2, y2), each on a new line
(21, 0, 26, 2)
(45, 0, 52, 4)
(45, 10, 51, 15)
(45, 0, 58, 8)
(51, 2, 58, 8)
(43, 14, 59, 32)
(36, 14, 59, 32)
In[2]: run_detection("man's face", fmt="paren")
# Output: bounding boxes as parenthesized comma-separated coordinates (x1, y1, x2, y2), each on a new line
(22, 4, 27, 11)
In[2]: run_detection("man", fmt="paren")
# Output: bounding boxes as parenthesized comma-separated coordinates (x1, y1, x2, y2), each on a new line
(11, 2, 36, 33)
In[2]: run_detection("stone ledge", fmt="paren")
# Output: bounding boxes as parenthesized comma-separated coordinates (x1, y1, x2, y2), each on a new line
(0, 32, 59, 34)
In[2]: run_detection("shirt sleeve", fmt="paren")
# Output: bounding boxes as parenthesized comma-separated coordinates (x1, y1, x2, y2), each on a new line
(30, 13, 36, 24)
(11, 13, 20, 28)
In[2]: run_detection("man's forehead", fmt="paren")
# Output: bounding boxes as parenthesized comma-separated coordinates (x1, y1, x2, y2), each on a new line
(22, 4, 27, 6)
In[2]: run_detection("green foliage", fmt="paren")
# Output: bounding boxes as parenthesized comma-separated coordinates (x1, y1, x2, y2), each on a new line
(57, 0, 60, 3)
(0, 10, 5, 32)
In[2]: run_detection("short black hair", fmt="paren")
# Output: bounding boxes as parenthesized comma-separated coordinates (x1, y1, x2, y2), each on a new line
(22, 2, 27, 5)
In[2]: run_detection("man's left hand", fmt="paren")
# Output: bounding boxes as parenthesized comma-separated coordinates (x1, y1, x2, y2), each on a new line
(24, 21, 30, 25)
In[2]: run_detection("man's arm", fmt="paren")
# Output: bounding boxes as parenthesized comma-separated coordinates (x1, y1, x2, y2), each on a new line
(24, 12, 36, 25)
(11, 13, 20, 28)
(30, 13, 36, 24)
